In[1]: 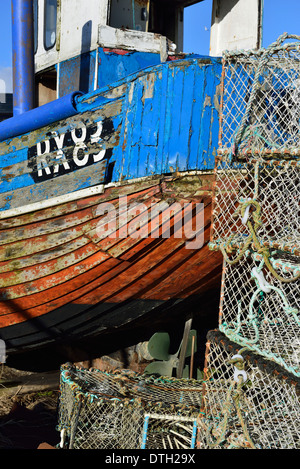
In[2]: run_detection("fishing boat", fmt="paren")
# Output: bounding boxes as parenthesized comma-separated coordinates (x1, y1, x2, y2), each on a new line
(0, 0, 262, 367)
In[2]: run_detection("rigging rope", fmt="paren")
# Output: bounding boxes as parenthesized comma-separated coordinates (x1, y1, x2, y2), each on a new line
(220, 199, 300, 283)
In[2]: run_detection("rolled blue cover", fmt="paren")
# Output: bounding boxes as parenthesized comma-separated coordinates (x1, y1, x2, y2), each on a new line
(0, 91, 83, 142)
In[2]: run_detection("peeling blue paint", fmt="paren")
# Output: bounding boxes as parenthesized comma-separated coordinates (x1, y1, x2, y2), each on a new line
(104, 57, 221, 182)
(97, 48, 162, 89)
(0, 56, 221, 211)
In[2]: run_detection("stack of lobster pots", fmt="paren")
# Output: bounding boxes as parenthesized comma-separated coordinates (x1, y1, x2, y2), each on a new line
(196, 34, 300, 449)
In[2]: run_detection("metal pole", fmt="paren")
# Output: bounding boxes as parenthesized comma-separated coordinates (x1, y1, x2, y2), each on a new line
(11, 0, 35, 116)
(176, 318, 193, 379)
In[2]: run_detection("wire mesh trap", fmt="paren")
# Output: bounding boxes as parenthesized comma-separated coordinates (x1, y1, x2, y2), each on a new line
(197, 330, 300, 449)
(210, 158, 300, 256)
(200, 35, 300, 450)
(209, 36, 300, 382)
(211, 35, 300, 255)
(219, 33, 300, 161)
(218, 250, 300, 376)
(57, 363, 203, 450)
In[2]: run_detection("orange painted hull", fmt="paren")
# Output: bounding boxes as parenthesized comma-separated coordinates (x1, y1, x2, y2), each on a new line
(0, 176, 222, 356)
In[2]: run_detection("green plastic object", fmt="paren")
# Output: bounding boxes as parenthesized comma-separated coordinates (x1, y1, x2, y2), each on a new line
(147, 332, 171, 361)
(144, 330, 197, 377)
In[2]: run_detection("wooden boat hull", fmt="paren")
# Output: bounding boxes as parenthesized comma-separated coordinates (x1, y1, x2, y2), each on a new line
(0, 174, 222, 357)
(0, 57, 223, 362)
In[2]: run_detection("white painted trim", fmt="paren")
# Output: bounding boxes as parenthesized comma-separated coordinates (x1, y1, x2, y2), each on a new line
(56, 61, 60, 99)
(94, 47, 99, 91)
(98, 25, 172, 57)
(0, 184, 104, 220)
(0, 175, 158, 220)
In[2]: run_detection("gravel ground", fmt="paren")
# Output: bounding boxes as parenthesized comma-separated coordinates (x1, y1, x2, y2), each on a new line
(0, 365, 61, 449)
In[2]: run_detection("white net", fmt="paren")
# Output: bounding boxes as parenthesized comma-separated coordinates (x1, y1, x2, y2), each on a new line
(197, 330, 300, 449)
(219, 33, 300, 160)
(210, 158, 300, 256)
(57, 37, 300, 451)
(211, 35, 300, 256)
(209, 37, 300, 382)
(57, 364, 203, 450)
(218, 251, 300, 376)
(198, 36, 300, 450)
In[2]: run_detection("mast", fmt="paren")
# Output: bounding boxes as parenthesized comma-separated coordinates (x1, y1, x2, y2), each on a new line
(11, 0, 35, 116)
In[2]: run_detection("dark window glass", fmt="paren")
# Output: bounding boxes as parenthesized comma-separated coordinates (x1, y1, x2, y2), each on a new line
(44, 0, 57, 50)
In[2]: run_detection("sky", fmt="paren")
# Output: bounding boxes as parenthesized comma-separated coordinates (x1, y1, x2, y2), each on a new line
(0, 0, 13, 93)
(1, 0, 300, 94)
(183, 0, 300, 55)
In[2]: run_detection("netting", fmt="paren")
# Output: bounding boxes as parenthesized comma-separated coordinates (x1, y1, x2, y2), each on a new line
(57, 364, 203, 450)
(202, 35, 300, 449)
(219, 33, 300, 160)
(210, 158, 300, 256)
(209, 34, 300, 377)
(218, 250, 300, 376)
(211, 35, 300, 257)
(197, 330, 300, 449)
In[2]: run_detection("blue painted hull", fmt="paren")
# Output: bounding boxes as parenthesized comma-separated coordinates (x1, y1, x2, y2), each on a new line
(0, 57, 221, 212)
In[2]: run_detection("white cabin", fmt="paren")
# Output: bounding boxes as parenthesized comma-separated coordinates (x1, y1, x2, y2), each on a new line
(30, 1, 263, 106)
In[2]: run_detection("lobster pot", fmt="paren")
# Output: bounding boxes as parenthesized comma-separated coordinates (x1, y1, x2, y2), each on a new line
(197, 330, 300, 449)
(218, 251, 300, 377)
(210, 158, 300, 257)
(58, 364, 202, 450)
(219, 35, 300, 160)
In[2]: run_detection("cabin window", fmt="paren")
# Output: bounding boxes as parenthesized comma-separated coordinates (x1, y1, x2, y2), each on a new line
(44, 0, 57, 50)
(109, 0, 149, 32)
(108, 0, 181, 49)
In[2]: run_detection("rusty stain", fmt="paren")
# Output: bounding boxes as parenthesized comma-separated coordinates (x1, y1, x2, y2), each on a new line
(213, 83, 221, 113)
(134, 0, 149, 6)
